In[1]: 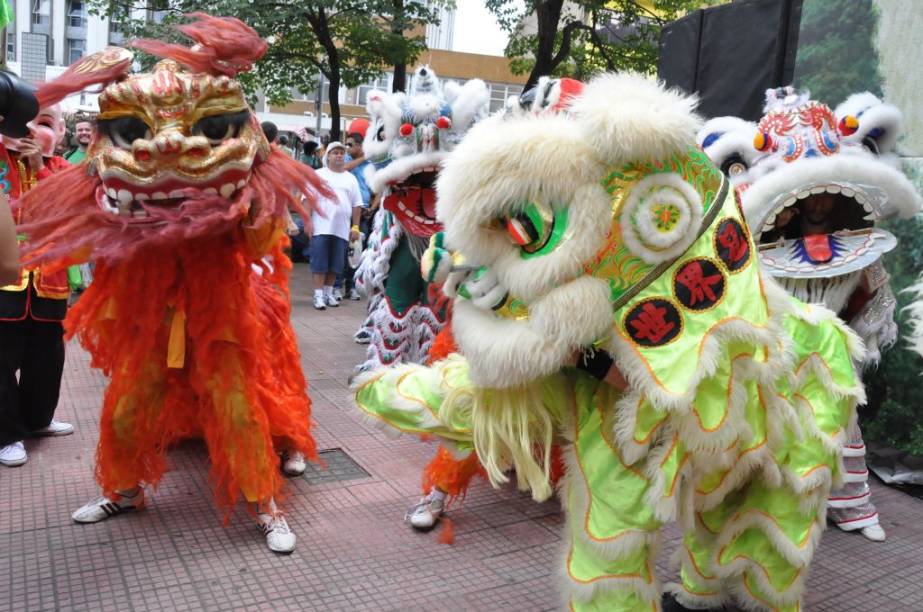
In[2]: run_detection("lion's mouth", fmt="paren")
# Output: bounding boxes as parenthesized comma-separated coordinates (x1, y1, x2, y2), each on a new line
(97, 169, 251, 217)
(754, 181, 885, 240)
(383, 168, 440, 237)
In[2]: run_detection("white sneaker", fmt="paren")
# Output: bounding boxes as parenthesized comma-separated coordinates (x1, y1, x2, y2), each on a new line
(281, 450, 306, 476)
(313, 293, 326, 310)
(33, 420, 74, 436)
(72, 489, 144, 523)
(0, 441, 27, 467)
(332, 287, 343, 301)
(325, 293, 340, 307)
(258, 512, 296, 553)
(354, 329, 372, 344)
(348, 288, 361, 300)
(405, 489, 446, 531)
(861, 524, 886, 541)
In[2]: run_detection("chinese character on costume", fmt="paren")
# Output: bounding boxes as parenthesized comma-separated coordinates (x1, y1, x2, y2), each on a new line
(15, 14, 329, 553)
(699, 86, 922, 542)
(354, 73, 866, 611)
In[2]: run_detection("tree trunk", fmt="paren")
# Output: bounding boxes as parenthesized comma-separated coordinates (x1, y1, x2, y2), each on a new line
(525, 0, 566, 91)
(328, 72, 341, 142)
(391, 0, 407, 92)
(393, 63, 407, 92)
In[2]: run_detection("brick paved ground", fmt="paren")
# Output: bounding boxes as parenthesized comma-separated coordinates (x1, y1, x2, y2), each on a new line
(2, 264, 922, 611)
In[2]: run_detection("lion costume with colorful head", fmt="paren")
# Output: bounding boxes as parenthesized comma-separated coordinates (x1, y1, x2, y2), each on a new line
(353, 66, 488, 371)
(17, 15, 327, 537)
(699, 87, 922, 541)
(354, 74, 865, 610)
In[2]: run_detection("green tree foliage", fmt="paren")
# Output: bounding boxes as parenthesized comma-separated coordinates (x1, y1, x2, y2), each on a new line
(485, 0, 724, 91)
(90, 0, 450, 140)
(862, 166, 923, 454)
(793, 0, 884, 106)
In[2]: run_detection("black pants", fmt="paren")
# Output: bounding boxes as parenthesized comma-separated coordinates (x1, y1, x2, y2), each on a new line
(0, 317, 65, 446)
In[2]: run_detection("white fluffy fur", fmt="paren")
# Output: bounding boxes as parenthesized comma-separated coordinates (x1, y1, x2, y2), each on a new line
(451, 276, 612, 388)
(903, 275, 923, 359)
(570, 73, 702, 166)
(741, 153, 922, 230)
(835, 92, 903, 153)
(437, 110, 606, 274)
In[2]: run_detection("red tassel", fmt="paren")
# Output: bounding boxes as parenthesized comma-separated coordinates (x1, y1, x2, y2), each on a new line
(438, 517, 455, 545)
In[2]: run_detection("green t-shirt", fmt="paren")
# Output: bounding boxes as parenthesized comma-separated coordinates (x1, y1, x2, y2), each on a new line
(65, 148, 87, 164)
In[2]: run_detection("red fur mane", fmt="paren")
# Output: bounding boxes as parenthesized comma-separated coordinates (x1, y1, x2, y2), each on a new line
(132, 13, 268, 77)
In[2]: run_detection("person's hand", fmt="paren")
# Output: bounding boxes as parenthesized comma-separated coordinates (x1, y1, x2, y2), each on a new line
(775, 206, 797, 229)
(349, 229, 360, 242)
(17, 138, 43, 172)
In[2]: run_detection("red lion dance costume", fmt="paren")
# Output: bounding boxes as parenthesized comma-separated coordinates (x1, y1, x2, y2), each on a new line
(17, 14, 329, 553)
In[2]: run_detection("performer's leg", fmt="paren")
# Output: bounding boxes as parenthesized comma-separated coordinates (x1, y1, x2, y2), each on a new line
(0, 321, 27, 441)
(828, 426, 884, 541)
(407, 445, 484, 531)
(0, 320, 29, 463)
(562, 378, 662, 611)
(18, 318, 68, 432)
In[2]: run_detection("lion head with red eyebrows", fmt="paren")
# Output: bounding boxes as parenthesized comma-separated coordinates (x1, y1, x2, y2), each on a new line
(17, 13, 328, 267)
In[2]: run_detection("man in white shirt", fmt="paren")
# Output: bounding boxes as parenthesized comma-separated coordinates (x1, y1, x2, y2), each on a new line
(310, 141, 362, 310)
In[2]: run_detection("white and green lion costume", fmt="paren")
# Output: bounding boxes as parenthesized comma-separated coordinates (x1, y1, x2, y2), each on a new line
(353, 74, 864, 611)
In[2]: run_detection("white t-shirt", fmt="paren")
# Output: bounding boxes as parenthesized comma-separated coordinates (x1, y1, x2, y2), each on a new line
(311, 167, 363, 239)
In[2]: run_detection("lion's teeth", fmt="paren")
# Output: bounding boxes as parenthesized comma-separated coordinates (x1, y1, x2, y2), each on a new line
(219, 183, 235, 198)
(826, 185, 841, 194)
(152, 192, 168, 200)
(168, 189, 184, 199)
(810, 186, 825, 194)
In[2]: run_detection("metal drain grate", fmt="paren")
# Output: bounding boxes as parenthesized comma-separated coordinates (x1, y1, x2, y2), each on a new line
(302, 448, 370, 485)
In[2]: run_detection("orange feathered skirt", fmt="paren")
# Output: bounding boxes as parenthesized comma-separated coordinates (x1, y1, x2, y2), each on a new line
(66, 234, 315, 514)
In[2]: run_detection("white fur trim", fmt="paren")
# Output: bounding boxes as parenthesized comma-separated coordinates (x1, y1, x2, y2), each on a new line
(570, 72, 702, 166)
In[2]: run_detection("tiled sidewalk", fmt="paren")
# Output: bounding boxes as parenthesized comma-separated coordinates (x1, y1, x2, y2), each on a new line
(2, 264, 921, 611)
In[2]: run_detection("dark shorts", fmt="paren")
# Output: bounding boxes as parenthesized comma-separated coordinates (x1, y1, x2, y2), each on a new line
(310, 234, 347, 275)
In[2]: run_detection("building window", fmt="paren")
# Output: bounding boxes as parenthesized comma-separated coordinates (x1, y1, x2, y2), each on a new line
(66, 38, 85, 64)
(68, 0, 87, 27)
(32, 0, 51, 27)
(108, 21, 125, 45)
(356, 73, 392, 106)
(488, 82, 523, 112)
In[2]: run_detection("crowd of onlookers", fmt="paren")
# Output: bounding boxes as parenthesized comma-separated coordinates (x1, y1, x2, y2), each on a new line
(260, 121, 377, 311)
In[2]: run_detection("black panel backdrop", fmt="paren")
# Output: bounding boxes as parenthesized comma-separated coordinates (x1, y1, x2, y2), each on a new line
(658, 0, 803, 120)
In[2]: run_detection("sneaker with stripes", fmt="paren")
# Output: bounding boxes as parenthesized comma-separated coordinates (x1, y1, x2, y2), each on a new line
(72, 489, 144, 523)
(257, 512, 296, 553)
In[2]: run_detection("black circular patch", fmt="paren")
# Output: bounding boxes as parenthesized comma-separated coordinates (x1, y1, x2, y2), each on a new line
(714, 218, 751, 273)
(624, 298, 682, 347)
(673, 258, 726, 311)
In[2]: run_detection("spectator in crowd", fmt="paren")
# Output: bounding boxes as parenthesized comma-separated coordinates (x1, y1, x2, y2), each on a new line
(260, 121, 279, 144)
(301, 140, 323, 170)
(309, 141, 362, 310)
(65, 118, 93, 163)
(333, 132, 373, 300)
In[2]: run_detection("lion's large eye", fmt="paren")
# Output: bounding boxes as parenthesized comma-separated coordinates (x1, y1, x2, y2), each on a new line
(192, 111, 250, 146)
(506, 213, 540, 246)
(499, 201, 567, 258)
(98, 116, 152, 149)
